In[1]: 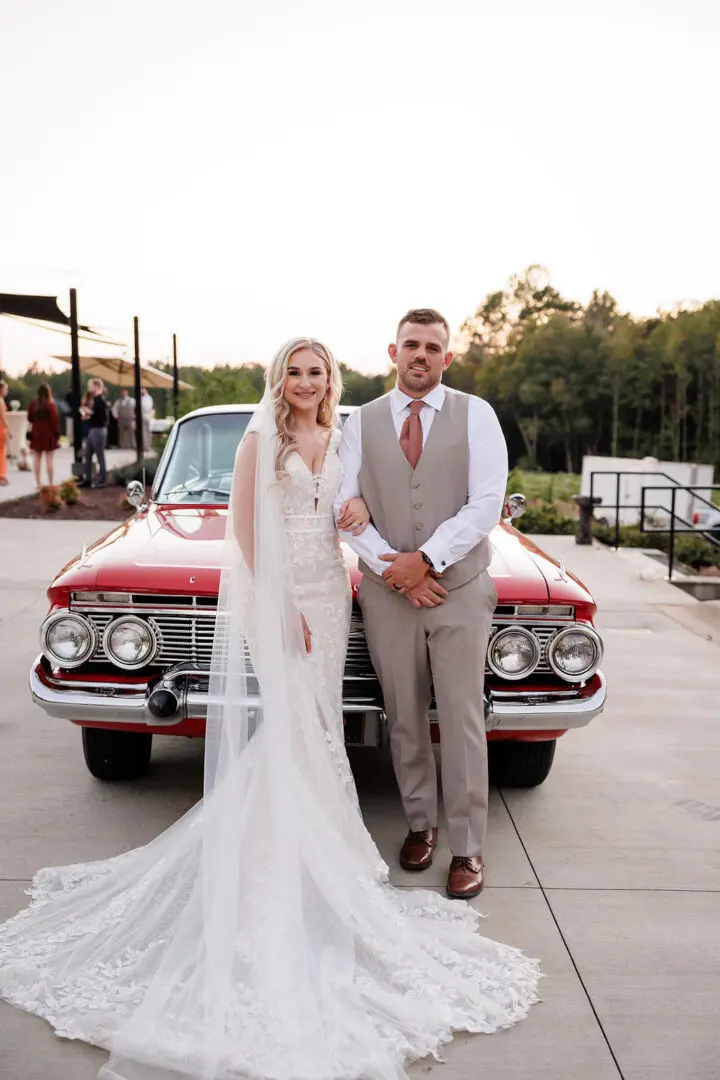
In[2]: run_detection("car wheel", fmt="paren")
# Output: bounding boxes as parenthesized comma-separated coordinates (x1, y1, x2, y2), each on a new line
(82, 727, 153, 781)
(489, 739, 556, 788)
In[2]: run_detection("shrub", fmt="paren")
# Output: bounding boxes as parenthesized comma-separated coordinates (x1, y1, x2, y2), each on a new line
(593, 522, 653, 549)
(515, 502, 576, 535)
(39, 485, 62, 511)
(673, 536, 720, 569)
(59, 478, 79, 505)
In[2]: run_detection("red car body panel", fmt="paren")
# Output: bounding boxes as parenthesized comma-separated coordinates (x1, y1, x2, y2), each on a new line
(48, 507, 595, 616)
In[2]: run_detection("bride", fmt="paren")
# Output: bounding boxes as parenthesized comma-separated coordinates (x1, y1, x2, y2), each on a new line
(0, 338, 540, 1080)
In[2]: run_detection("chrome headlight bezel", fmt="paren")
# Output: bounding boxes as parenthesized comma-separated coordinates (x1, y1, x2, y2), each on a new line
(103, 615, 158, 671)
(488, 626, 541, 681)
(40, 611, 97, 669)
(547, 625, 603, 683)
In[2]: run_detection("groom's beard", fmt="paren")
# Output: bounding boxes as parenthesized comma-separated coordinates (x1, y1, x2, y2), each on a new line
(399, 366, 438, 395)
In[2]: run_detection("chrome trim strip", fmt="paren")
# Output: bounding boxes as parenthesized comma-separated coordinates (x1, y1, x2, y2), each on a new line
(30, 657, 605, 732)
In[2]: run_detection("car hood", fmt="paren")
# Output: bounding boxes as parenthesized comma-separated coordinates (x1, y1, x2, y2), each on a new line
(52, 508, 229, 597)
(50, 508, 593, 609)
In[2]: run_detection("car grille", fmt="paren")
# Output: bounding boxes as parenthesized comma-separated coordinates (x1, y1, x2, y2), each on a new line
(73, 597, 564, 676)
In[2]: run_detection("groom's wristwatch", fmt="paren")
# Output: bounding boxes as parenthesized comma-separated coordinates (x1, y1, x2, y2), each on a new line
(419, 550, 435, 570)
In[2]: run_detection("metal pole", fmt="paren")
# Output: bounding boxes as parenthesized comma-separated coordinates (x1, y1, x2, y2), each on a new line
(614, 473, 621, 550)
(668, 486, 676, 581)
(69, 288, 82, 469)
(172, 333, 179, 421)
(133, 317, 143, 463)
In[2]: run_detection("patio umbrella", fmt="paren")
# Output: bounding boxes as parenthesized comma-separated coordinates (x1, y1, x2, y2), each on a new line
(52, 355, 193, 390)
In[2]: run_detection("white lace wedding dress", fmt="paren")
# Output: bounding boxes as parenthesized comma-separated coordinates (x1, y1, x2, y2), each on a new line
(0, 426, 540, 1080)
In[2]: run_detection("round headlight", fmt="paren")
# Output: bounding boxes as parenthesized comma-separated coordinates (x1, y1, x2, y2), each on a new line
(41, 613, 96, 669)
(547, 625, 603, 682)
(103, 616, 157, 670)
(488, 627, 541, 681)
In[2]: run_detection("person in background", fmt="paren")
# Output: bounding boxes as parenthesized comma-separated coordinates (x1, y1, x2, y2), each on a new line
(61, 387, 77, 446)
(27, 383, 61, 488)
(113, 388, 136, 449)
(0, 380, 9, 486)
(78, 377, 108, 489)
(140, 387, 154, 453)
(80, 390, 94, 446)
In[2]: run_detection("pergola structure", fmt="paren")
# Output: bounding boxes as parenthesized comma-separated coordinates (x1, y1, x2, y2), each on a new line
(0, 291, 186, 467)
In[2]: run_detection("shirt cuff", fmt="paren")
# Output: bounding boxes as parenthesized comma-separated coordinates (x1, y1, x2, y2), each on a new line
(337, 529, 397, 578)
(419, 541, 452, 574)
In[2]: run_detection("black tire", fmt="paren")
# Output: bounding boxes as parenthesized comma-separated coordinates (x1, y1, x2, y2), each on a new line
(489, 739, 556, 788)
(82, 727, 153, 781)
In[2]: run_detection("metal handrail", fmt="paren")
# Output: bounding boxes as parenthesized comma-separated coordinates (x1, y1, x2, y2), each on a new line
(640, 485, 720, 579)
(589, 470, 720, 580)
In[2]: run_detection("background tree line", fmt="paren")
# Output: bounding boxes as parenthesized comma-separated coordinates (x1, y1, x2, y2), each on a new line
(0, 360, 388, 419)
(446, 266, 720, 474)
(4, 265, 720, 475)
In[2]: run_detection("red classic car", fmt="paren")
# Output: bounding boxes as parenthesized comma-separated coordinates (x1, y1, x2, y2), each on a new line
(30, 404, 606, 788)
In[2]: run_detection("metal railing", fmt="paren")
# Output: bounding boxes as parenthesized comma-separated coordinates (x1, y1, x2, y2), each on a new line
(589, 470, 720, 580)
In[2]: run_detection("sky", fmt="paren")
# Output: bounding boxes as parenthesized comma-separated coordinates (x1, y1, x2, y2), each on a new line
(1, 0, 719, 377)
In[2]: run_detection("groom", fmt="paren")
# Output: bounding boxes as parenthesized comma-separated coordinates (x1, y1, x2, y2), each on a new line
(336, 309, 508, 899)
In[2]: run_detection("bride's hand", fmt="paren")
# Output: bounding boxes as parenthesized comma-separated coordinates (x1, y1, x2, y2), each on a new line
(300, 613, 312, 654)
(337, 497, 371, 536)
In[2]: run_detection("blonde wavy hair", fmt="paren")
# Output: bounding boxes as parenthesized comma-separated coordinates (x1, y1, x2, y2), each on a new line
(265, 337, 342, 477)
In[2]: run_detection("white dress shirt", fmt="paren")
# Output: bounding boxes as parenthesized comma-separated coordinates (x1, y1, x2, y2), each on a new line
(335, 383, 508, 576)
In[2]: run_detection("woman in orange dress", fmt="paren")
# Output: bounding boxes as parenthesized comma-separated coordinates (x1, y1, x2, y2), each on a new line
(27, 383, 61, 488)
(0, 380, 9, 485)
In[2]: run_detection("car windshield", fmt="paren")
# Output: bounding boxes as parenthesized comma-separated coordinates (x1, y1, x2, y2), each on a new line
(155, 412, 252, 504)
(154, 408, 352, 505)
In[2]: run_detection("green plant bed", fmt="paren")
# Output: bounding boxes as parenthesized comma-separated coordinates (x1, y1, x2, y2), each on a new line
(593, 522, 720, 570)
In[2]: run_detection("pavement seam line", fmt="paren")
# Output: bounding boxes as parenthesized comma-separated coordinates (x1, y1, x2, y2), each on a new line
(0, 598, 44, 628)
(499, 786, 626, 1080)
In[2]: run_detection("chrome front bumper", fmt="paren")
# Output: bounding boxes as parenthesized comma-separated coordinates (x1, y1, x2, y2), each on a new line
(30, 656, 606, 733)
(485, 673, 606, 730)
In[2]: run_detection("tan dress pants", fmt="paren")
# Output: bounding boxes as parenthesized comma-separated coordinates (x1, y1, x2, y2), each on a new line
(358, 571, 496, 857)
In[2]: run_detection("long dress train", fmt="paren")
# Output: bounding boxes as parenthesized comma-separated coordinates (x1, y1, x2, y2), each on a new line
(0, 424, 541, 1080)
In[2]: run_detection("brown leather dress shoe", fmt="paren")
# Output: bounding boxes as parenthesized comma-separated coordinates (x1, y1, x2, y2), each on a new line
(399, 828, 438, 871)
(447, 855, 484, 899)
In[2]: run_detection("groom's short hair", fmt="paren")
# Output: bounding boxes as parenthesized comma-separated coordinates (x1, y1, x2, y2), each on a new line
(396, 308, 450, 341)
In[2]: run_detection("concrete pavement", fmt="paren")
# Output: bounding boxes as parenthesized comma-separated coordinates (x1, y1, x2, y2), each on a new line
(0, 524, 718, 1079)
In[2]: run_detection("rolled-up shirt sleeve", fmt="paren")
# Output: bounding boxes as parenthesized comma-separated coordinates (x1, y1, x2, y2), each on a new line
(419, 397, 508, 573)
(334, 409, 397, 577)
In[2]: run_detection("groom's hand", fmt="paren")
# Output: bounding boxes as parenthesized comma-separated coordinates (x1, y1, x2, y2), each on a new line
(405, 576, 448, 609)
(380, 551, 427, 592)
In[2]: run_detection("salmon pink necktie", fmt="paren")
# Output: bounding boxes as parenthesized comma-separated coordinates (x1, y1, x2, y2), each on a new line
(399, 400, 425, 469)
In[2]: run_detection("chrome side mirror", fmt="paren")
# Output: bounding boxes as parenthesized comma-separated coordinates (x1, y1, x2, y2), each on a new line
(126, 480, 146, 511)
(504, 492, 527, 522)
